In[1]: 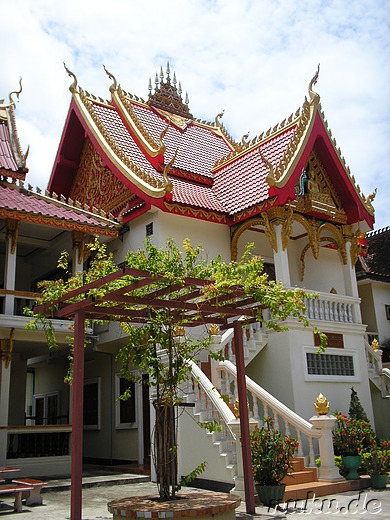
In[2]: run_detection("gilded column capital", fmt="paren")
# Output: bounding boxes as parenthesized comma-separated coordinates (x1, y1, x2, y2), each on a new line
(0, 329, 15, 369)
(6, 219, 19, 254)
(72, 231, 86, 265)
(261, 211, 277, 252)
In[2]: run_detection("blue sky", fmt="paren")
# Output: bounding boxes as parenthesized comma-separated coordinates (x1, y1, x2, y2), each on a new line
(1, 0, 389, 229)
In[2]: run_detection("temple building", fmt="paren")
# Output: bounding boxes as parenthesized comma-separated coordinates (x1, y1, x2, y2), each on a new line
(0, 65, 388, 492)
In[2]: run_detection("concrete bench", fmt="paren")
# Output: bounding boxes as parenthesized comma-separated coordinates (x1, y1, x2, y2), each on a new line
(0, 484, 33, 512)
(12, 478, 48, 506)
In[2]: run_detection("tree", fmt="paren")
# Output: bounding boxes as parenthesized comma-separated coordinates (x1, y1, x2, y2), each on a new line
(349, 386, 369, 422)
(26, 237, 326, 502)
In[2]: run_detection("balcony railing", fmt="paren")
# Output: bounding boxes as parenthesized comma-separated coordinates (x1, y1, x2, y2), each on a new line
(0, 289, 39, 316)
(300, 290, 361, 324)
(4, 425, 71, 459)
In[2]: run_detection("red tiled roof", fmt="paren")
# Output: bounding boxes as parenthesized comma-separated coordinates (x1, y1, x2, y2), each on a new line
(0, 183, 118, 235)
(356, 227, 390, 281)
(0, 121, 18, 172)
(131, 104, 230, 178)
(213, 127, 295, 214)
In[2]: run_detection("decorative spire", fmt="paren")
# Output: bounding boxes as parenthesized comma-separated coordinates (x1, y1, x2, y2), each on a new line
(147, 64, 192, 118)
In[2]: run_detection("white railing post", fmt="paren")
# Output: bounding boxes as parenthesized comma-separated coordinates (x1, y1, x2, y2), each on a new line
(228, 418, 257, 500)
(309, 414, 343, 482)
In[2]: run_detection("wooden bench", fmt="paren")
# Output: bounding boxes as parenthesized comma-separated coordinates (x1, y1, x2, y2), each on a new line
(12, 478, 48, 506)
(0, 484, 33, 512)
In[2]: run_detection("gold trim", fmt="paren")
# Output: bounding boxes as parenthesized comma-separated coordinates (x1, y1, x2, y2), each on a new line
(0, 329, 15, 369)
(72, 87, 166, 198)
(261, 211, 277, 252)
(163, 202, 227, 223)
(230, 217, 265, 261)
(6, 219, 19, 254)
(72, 231, 86, 265)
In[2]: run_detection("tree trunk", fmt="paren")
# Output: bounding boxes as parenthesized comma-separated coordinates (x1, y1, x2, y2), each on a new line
(154, 401, 177, 501)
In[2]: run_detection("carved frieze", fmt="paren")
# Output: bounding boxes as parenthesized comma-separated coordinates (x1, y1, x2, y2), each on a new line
(71, 139, 136, 215)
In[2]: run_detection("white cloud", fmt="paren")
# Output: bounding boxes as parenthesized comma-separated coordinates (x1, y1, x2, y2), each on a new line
(1, 0, 389, 228)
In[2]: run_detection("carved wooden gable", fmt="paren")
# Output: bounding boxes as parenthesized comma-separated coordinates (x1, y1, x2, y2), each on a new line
(70, 139, 136, 216)
(294, 150, 347, 224)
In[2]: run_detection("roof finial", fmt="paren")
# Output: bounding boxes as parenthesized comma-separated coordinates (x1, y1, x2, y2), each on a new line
(163, 148, 177, 193)
(9, 77, 22, 106)
(103, 64, 117, 93)
(215, 110, 225, 127)
(173, 72, 177, 89)
(308, 63, 320, 104)
(64, 63, 78, 93)
(166, 62, 171, 83)
(185, 91, 189, 105)
(178, 81, 182, 97)
(148, 77, 153, 94)
(155, 72, 159, 90)
(160, 66, 164, 85)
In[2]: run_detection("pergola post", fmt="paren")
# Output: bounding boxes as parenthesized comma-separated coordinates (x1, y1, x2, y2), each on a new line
(233, 320, 255, 514)
(71, 309, 85, 520)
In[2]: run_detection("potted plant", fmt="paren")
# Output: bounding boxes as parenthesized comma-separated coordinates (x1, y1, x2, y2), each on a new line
(362, 440, 390, 489)
(250, 416, 299, 506)
(332, 412, 376, 479)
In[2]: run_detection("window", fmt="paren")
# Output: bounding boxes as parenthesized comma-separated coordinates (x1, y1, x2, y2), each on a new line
(115, 374, 137, 429)
(83, 378, 101, 430)
(146, 222, 153, 236)
(303, 347, 359, 382)
(32, 392, 60, 425)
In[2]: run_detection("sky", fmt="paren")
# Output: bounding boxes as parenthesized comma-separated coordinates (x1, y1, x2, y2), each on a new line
(1, 0, 389, 230)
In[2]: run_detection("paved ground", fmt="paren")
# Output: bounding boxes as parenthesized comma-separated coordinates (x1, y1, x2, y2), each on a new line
(0, 472, 388, 518)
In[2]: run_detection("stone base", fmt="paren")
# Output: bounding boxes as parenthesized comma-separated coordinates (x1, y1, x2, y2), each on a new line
(107, 491, 240, 519)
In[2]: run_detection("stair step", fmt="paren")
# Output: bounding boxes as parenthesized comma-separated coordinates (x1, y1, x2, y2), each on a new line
(283, 476, 371, 502)
(283, 470, 318, 485)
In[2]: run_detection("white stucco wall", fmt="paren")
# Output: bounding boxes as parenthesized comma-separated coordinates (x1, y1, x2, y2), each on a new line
(372, 282, 390, 343)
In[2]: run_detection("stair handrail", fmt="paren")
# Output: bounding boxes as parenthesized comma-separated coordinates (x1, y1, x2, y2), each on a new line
(364, 337, 383, 377)
(190, 360, 236, 438)
(218, 360, 321, 439)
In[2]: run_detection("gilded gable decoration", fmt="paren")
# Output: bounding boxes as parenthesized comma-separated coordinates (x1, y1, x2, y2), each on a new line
(0, 328, 15, 369)
(294, 150, 347, 224)
(70, 139, 136, 215)
(261, 211, 277, 252)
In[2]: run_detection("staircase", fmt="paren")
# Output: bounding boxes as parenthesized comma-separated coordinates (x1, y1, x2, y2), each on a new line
(364, 337, 390, 398)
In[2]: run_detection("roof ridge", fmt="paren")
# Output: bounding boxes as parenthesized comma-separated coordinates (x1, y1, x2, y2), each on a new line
(367, 226, 390, 237)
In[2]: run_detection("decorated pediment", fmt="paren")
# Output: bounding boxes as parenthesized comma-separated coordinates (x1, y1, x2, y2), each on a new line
(294, 150, 347, 224)
(70, 139, 137, 216)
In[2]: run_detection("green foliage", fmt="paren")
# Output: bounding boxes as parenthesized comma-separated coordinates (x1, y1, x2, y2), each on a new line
(176, 461, 207, 491)
(361, 440, 390, 476)
(349, 387, 369, 422)
(332, 412, 376, 456)
(26, 236, 326, 502)
(250, 416, 299, 485)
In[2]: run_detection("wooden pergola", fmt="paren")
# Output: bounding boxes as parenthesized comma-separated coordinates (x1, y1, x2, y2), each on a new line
(36, 267, 266, 518)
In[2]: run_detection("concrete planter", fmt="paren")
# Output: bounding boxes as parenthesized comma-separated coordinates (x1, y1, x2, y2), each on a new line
(107, 491, 240, 519)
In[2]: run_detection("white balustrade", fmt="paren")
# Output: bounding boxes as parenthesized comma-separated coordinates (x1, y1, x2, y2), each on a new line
(301, 291, 359, 324)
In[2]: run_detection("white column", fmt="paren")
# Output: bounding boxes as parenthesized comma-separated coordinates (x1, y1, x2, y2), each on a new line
(228, 418, 257, 499)
(0, 359, 12, 465)
(273, 225, 291, 287)
(72, 231, 85, 276)
(343, 241, 361, 323)
(310, 414, 343, 482)
(4, 235, 17, 315)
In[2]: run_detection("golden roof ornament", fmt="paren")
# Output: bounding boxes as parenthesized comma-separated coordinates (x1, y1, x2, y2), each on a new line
(148, 62, 192, 118)
(215, 109, 225, 127)
(308, 63, 320, 105)
(314, 393, 330, 415)
(103, 64, 118, 93)
(64, 63, 78, 93)
(8, 77, 22, 106)
(163, 148, 177, 193)
(209, 324, 220, 335)
(173, 325, 185, 337)
(371, 339, 380, 351)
